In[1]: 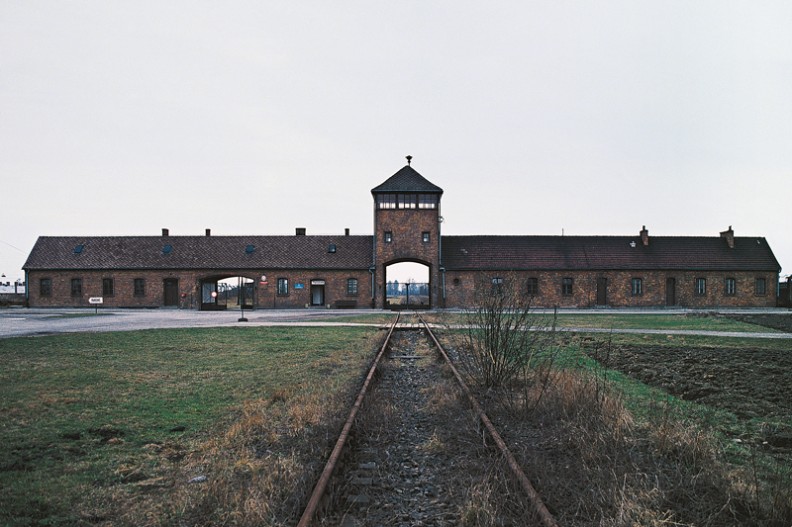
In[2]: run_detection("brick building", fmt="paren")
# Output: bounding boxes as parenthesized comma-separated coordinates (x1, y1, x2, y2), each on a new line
(23, 161, 782, 309)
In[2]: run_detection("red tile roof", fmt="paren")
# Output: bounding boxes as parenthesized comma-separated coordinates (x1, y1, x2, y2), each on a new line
(441, 235, 780, 271)
(23, 235, 373, 271)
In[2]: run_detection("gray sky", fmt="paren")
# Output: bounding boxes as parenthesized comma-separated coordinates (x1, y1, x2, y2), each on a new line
(2, 1, 791, 284)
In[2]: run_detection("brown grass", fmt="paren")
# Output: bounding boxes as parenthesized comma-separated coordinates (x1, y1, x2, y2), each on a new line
(481, 366, 792, 526)
(91, 385, 358, 527)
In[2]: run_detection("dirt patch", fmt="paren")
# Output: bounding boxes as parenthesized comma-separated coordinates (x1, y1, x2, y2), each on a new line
(596, 343, 792, 467)
(602, 345, 791, 420)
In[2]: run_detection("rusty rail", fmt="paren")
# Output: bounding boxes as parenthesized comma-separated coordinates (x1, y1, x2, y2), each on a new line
(419, 316, 561, 527)
(296, 312, 400, 527)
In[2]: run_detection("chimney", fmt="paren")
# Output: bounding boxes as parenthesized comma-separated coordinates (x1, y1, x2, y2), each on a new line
(720, 225, 735, 249)
(345, 228, 350, 236)
(162, 228, 169, 237)
(205, 228, 211, 237)
(296, 227, 306, 236)
(640, 225, 649, 246)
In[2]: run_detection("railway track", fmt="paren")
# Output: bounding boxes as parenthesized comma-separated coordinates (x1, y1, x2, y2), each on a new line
(298, 313, 559, 527)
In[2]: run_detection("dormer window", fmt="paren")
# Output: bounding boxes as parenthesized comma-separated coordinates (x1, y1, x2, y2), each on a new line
(328, 244, 337, 253)
(245, 244, 255, 254)
(73, 244, 84, 254)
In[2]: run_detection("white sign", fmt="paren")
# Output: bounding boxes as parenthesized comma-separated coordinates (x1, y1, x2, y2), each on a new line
(88, 297, 104, 304)
(311, 280, 325, 285)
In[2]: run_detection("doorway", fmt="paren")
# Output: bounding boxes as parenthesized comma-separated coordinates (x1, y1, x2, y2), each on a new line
(163, 278, 179, 306)
(596, 277, 608, 306)
(311, 280, 325, 306)
(666, 277, 676, 306)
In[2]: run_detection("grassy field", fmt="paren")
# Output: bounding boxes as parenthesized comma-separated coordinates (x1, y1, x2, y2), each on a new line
(2, 312, 789, 525)
(422, 311, 784, 332)
(0, 326, 381, 526)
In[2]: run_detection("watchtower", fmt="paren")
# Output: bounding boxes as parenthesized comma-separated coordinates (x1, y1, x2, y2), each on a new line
(371, 157, 444, 308)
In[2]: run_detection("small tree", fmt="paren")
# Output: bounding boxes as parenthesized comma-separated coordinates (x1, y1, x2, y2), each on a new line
(460, 273, 558, 390)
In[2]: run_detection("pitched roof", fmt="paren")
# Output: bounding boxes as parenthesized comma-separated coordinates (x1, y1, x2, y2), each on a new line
(371, 165, 443, 195)
(23, 235, 373, 271)
(441, 235, 781, 272)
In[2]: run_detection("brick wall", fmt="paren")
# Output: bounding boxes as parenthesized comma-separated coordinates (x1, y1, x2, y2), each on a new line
(442, 270, 778, 308)
(374, 208, 441, 308)
(26, 269, 372, 309)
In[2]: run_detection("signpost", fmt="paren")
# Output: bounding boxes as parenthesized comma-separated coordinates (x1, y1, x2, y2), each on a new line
(89, 296, 103, 315)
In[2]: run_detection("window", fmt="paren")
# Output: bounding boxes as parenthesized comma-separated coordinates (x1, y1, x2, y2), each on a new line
(562, 277, 573, 296)
(71, 278, 82, 297)
(399, 194, 417, 209)
(631, 278, 643, 296)
(724, 278, 736, 296)
(133, 278, 145, 297)
(40, 278, 52, 297)
(377, 194, 397, 209)
(755, 277, 767, 295)
(277, 278, 289, 296)
(491, 277, 504, 294)
(695, 277, 707, 296)
(384, 231, 393, 243)
(347, 278, 358, 295)
(418, 195, 437, 209)
(422, 232, 430, 243)
(102, 278, 114, 297)
(526, 277, 539, 296)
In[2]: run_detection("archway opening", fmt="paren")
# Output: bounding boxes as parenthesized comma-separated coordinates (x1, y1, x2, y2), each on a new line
(385, 261, 430, 309)
(200, 275, 255, 311)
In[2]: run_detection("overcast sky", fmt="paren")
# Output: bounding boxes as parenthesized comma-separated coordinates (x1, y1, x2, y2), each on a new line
(2, 1, 791, 284)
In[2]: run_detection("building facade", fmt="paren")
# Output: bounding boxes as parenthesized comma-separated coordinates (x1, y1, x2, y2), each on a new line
(23, 162, 782, 309)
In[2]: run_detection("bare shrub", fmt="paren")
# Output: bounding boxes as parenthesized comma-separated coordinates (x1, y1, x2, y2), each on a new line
(459, 273, 559, 390)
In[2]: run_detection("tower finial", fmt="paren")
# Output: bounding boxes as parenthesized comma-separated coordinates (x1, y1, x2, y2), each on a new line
(406, 155, 412, 166)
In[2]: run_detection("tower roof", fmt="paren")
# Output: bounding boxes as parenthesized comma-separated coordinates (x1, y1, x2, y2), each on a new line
(371, 165, 443, 195)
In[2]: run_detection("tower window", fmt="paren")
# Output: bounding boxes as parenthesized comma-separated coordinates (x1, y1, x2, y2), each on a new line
(377, 194, 397, 209)
(384, 231, 393, 243)
(418, 195, 437, 209)
(422, 232, 430, 243)
(399, 194, 417, 209)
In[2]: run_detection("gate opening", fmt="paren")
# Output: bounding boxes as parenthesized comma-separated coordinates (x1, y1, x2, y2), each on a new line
(385, 261, 430, 309)
(200, 276, 255, 311)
